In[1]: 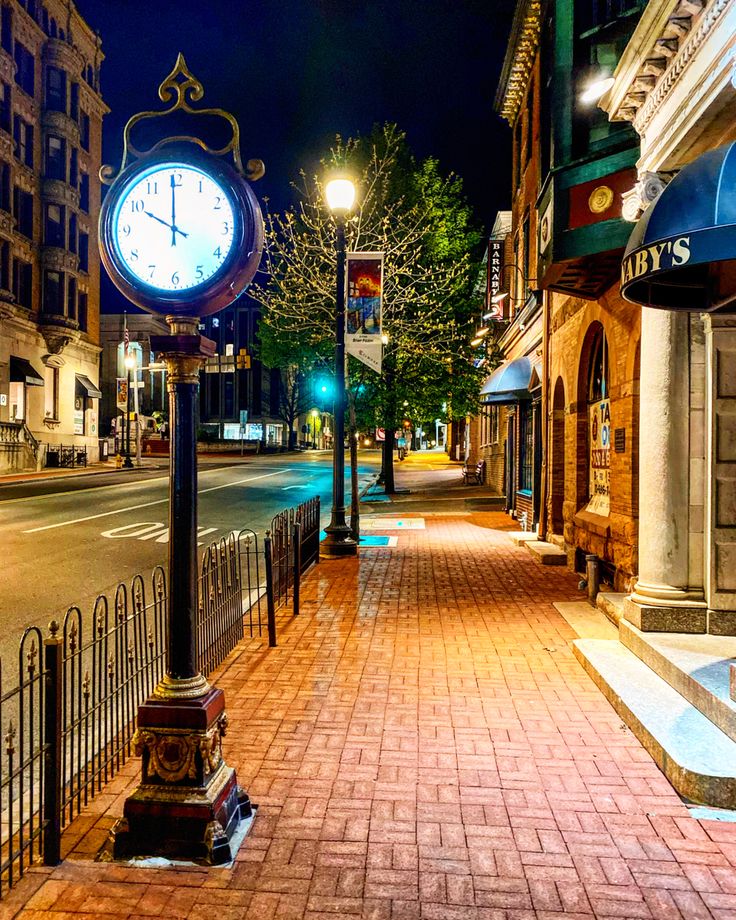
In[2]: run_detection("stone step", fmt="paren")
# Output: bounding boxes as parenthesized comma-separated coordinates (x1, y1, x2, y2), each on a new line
(526, 541, 567, 565)
(597, 591, 626, 626)
(573, 638, 736, 809)
(620, 619, 736, 744)
(508, 531, 538, 545)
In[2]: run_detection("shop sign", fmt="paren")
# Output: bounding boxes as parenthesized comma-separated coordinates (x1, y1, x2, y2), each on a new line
(587, 398, 610, 516)
(621, 235, 691, 287)
(73, 407, 84, 435)
(488, 239, 504, 298)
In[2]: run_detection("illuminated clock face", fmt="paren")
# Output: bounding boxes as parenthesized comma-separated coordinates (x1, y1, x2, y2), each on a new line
(111, 162, 237, 293)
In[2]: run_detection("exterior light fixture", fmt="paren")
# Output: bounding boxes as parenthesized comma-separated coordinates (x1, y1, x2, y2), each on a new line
(471, 337, 483, 347)
(325, 178, 356, 213)
(580, 76, 615, 104)
(124, 353, 136, 370)
(492, 292, 509, 305)
(475, 327, 489, 338)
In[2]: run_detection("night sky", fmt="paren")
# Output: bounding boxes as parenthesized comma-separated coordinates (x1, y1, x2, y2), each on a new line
(75, 0, 516, 311)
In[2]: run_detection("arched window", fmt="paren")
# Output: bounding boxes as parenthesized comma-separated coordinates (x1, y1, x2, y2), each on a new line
(586, 327, 610, 514)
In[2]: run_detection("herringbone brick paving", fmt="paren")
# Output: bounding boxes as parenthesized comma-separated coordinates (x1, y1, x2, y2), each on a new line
(5, 512, 736, 919)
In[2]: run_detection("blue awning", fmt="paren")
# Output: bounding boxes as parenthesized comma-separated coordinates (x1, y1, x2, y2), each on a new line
(621, 141, 736, 312)
(480, 356, 539, 404)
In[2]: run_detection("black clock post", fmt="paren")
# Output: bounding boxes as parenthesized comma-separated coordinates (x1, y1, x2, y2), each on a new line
(99, 56, 265, 865)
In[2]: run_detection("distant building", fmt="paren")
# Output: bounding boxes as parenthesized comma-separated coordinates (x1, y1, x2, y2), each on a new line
(0, 0, 105, 471)
(198, 299, 285, 447)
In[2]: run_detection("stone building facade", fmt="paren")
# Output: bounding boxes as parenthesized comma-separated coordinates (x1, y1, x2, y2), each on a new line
(601, 0, 736, 631)
(0, 0, 105, 471)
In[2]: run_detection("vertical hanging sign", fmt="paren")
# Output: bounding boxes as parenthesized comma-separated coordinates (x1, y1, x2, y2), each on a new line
(346, 252, 384, 373)
(487, 239, 504, 319)
(587, 398, 611, 516)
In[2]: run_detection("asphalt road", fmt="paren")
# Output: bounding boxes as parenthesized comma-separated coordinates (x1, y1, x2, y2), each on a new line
(0, 450, 379, 670)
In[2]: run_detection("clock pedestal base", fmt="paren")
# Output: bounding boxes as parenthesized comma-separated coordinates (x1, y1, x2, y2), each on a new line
(109, 688, 252, 865)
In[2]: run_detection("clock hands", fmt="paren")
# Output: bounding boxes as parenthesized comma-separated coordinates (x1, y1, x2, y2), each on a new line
(170, 175, 176, 247)
(143, 209, 189, 239)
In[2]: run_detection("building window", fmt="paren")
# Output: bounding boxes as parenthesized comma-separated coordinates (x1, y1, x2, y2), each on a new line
(44, 365, 59, 419)
(44, 203, 65, 247)
(79, 171, 88, 212)
(0, 236, 8, 291)
(68, 211, 77, 253)
(13, 41, 34, 97)
(491, 405, 500, 444)
(69, 146, 77, 187)
(514, 116, 522, 188)
(0, 160, 9, 212)
(13, 114, 32, 167)
(43, 269, 64, 315)
(67, 274, 76, 321)
(45, 66, 65, 112)
(77, 290, 87, 331)
(45, 134, 65, 181)
(69, 81, 78, 121)
(519, 404, 534, 492)
(13, 256, 31, 307)
(522, 214, 531, 294)
(1, 5, 11, 53)
(13, 185, 32, 237)
(78, 230, 88, 272)
(586, 326, 611, 513)
(79, 111, 90, 150)
(0, 80, 10, 133)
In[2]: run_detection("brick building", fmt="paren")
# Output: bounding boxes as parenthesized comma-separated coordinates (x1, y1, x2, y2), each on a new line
(0, 0, 104, 471)
(496, 0, 645, 586)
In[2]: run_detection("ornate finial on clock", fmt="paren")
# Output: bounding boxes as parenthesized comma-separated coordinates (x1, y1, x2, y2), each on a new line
(100, 53, 265, 186)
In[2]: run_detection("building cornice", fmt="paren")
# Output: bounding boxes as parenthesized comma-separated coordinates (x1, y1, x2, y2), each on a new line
(601, 0, 720, 125)
(494, 0, 544, 124)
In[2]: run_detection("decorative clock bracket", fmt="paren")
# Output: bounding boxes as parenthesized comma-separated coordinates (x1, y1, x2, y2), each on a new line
(99, 53, 264, 186)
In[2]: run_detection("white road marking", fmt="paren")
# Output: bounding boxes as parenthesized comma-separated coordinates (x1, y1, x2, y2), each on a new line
(100, 522, 219, 545)
(23, 469, 292, 533)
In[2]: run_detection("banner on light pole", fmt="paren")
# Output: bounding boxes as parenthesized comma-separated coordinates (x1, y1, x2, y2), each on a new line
(116, 377, 128, 410)
(345, 252, 383, 373)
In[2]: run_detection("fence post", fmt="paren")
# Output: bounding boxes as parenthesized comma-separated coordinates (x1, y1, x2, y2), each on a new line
(315, 496, 321, 564)
(264, 531, 277, 647)
(292, 521, 301, 616)
(43, 620, 63, 866)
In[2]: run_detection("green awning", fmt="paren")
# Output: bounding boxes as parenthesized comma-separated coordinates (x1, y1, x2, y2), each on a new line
(75, 374, 102, 399)
(10, 356, 44, 386)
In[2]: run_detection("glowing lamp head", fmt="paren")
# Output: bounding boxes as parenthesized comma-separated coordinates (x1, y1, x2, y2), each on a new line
(124, 353, 136, 370)
(325, 178, 356, 213)
(580, 76, 615, 104)
(311, 409, 319, 418)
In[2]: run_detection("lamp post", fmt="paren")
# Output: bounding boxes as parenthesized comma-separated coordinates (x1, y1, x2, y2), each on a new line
(321, 178, 358, 557)
(123, 352, 135, 469)
(311, 408, 319, 449)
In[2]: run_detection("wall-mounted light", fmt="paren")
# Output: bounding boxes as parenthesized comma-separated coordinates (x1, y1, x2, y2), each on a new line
(580, 75, 615, 104)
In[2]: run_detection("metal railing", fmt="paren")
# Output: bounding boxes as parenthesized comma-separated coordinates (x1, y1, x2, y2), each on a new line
(0, 495, 320, 896)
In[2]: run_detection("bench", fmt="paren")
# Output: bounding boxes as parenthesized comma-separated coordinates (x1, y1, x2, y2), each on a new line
(462, 460, 485, 485)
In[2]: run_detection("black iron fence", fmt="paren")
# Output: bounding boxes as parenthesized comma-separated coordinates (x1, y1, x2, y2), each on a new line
(0, 496, 320, 896)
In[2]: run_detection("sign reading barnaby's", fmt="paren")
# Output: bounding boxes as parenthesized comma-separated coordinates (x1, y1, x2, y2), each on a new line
(621, 235, 691, 287)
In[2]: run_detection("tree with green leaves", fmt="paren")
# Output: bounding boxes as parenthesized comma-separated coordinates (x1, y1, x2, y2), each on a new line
(251, 122, 484, 493)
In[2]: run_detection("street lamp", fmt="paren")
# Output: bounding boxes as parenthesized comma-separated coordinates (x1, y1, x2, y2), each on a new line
(311, 408, 319, 449)
(123, 352, 135, 469)
(321, 177, 358, 556)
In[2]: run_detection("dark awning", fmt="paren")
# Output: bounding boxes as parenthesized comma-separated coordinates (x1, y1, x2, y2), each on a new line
(480, 356, 538, 404)
(9, 356, 44, 386)
(75, 374, 102, 399)
(621, 141, 736, 312)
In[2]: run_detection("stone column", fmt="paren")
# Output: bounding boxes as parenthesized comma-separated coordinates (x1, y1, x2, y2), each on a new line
(625, 307, 707, 631)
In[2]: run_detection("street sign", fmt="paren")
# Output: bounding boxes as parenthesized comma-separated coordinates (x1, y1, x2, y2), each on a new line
(375, 427, 385, 441)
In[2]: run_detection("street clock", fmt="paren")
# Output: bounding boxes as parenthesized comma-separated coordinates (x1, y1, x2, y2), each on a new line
(98, 54, 264, 318)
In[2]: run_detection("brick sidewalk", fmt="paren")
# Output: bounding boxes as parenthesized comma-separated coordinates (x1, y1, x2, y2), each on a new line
(6, 512, 736, 919)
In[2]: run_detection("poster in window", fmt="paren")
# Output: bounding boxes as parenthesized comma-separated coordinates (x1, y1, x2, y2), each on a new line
(587, 398, 610, 516)
(345, 252, 383, 373)
(74, 407, 85, 435)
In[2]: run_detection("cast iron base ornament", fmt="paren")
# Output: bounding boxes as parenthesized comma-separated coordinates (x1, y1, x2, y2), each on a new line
(99, 57, 264, 864)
